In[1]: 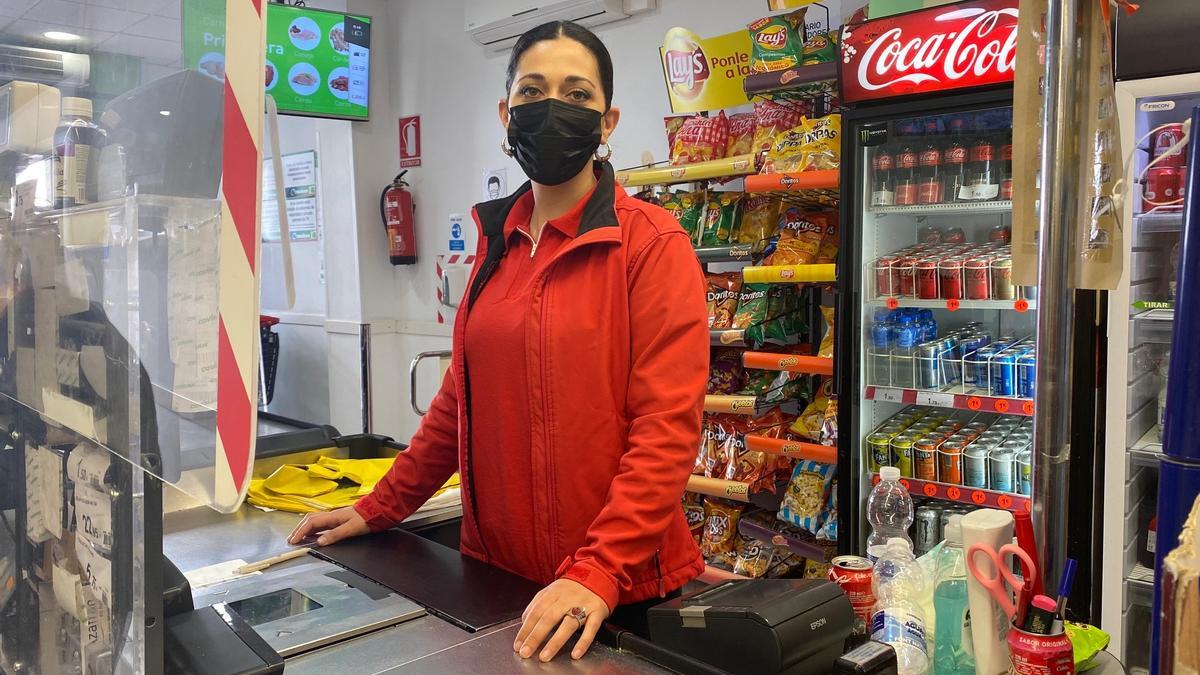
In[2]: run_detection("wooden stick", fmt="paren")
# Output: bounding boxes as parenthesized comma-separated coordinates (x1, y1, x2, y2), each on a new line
(234, 547, 311, 575)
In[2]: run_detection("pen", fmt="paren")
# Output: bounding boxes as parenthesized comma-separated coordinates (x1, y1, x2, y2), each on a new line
(1051, 558, 1077, 634)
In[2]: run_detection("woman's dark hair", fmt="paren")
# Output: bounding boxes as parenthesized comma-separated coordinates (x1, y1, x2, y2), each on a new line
(506, 21, 614, 109)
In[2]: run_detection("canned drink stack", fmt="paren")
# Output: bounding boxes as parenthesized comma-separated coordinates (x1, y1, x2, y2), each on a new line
(964, 446, 989, 488)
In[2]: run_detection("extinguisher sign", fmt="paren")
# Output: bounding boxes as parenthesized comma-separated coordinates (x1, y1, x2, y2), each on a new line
(399, 115, 421, 167)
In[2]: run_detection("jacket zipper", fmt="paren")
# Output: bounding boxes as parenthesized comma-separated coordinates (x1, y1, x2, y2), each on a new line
(654, 549, 665, 598)
(517, 226, 544, 258)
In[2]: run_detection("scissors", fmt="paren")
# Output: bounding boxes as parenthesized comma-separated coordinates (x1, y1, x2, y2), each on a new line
(966, 543, 1038, 622)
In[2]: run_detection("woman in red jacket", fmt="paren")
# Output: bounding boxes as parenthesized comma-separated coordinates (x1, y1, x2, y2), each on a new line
(289, 20, 708, 663)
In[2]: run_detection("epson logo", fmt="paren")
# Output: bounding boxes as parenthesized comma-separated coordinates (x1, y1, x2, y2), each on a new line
(810, 617, 827, 631)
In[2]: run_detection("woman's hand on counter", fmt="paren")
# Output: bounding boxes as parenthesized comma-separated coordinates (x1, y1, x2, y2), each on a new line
(288, 507, 370, 546)
(514, 579, 609, 662)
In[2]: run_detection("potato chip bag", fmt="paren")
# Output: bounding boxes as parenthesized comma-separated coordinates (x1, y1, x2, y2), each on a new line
(707, 273, 743, 329)
(790, 378, 831, 441)
(726, 112, 757, 158)
(753, 100, 804, 155)
(671, 111, 729, 165)
(761, 114, 842, 174)
(801, 30, 837, 66)
(701, 498, 744, 557)
(664, 115, 688, 153)
(707, 347, 745, 394)
(814, 212, 840, 263)
(747, 10, 807, 74)
(767, 208, 827, 266)
(803, 558, 833, 579)
(777, 459, 835, 535)
(701, 192, 742, 247)
(678, 191, 706, 243)
(819, 394, 838, 447)
(732, 535, 775, 578)
(658, 190, 685, 224)
(818, 306, 836, 359)
(683, 492, 706, 543)
(736, 196, 781, 244)
(731, 283, 769, 330)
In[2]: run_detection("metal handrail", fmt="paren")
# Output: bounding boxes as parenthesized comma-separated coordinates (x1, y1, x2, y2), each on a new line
(409, 351, 452, 416)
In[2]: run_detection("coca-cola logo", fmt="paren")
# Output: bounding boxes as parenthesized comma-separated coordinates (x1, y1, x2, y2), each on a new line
(946, 146, 968, 163)
(841, 0, 1019, 103)
(919, 149, 941, 165)
(875, 154, 894, 170)
(898, 151, 917, 168)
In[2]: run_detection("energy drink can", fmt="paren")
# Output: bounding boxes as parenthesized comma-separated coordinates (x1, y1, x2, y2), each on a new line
(892, 434, 918, 477)
(989, 449, 1016, 492)
(867, 433, 893, 471)
(914, 506, 943, 556)
(1017, 450, 1033, 495)
(964, 446, 989, 488)
(1017, 353, 1037, 399)
(990, 352, 1018, 397)
(939, 440, 966, 484)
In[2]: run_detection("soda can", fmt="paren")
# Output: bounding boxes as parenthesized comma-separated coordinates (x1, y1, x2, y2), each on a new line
(878, 424, 905, 437)
(914, 506, 943, 556)
(917, 342, 942, 390)
(978, 431, 1008, 446)
(1017, 450, 1033, 495)
(1152, 123, 1187, 168)
(896, 257, 918, 298)
(989, 223, 1012, 243)
(892, 434, 918, 477)
(939, 258, 965, 300)
(990, 257, 1016, 299)
(989, 449, 1016, 492)
(990, 352, 1018, 397)
(914, 438, 940, 481)
(939, 440, 966, 484)
(867, 433, 893, 471)
(829, 556, 876, 634)
(944, 226, 966, 244)
(964, 446, 989, 488)
(1001, 438, 1030, 453)
(1017, 354, 1037, 399)
(935, 424, 961, 436)
(965, 258, 991, 300)
(875, 256, 900, 296)
(958, 428, 982, 444)
(1022, 285, 1038, 300)
(966, 421, 991, 434)
(965, 346, 996, 389)
(916, 259, 940, 299)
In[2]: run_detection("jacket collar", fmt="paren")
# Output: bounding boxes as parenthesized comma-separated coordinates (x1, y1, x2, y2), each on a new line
(473, 161, 621, 246)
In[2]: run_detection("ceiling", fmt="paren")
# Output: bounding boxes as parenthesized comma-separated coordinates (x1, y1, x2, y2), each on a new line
(0, 0, 183, 68)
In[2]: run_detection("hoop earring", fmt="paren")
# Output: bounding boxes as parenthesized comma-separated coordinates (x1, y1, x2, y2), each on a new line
(594, 142, 612, 162)
(501, 137, 514, 157)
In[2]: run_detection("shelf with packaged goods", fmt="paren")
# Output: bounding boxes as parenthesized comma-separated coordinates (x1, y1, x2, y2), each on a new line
(865, 385, 1034, 417)
(742, 263, 836, 284)
(710, 329, 747, 347)
(695, 243, 758, 263)
(615, 154, 757, 188)
(687, 476, 786, 511)
(868, 200, 1013, 216)
(867, 297, 1037, 312)
(742, 351, 833, 376)
(703, 395, 802, 417)
(1135, 210, 1183, 234)
(743, 170, 839, 209)
(742, 62, 838, 97)
(870, 473, 1031, 513)
(739, 519, 828, 563)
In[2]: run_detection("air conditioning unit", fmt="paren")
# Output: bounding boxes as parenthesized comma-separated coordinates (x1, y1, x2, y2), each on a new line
(466, 0, 630, 52)
(0, 45, 90, 87)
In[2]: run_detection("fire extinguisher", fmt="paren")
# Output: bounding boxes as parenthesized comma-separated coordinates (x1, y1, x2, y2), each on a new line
(381, 171, 417, 265)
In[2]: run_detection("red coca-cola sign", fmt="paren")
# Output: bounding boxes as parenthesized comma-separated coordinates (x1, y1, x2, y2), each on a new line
(840, 0, 1019, 103)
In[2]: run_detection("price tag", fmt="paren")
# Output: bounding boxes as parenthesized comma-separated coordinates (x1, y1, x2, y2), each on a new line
(886, 297, 899, 310)
(917, 391, 955, 408)
(971, 490, 987, 504)
(899, 479, 911, 491)
(876, 388, 905, 403)
(74, 484, 113, 555)
(994, 399, 1010, 413)
(1014, 299, 1030, 313)
(966, 396, 983, 411)
(1022, 401, 1035, 416)
(946, 298, 960, 311)
(12, 180, 36, 229)
(997, 495, 1013, 509)
(923, 483, 938, 497)
(947, 486, 962, 501)
(871, 474, 882, 485)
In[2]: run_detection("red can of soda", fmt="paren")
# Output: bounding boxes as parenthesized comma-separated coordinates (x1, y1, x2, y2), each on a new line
(916, 260, 940, 299)
(1007, 626, 1074, 675)
(943, 226, 966, 244)
(989, 224, 1012, 243)
(939, 258, 964, 300)
(896, 257, 917, 297)
(1152, 123, 1187, 168)
(828, 555, 875, 634)
(965, 258, 991, 300)
(875, 256, 899, 296)
(1144, 166, 1185, 212)
(918, 225, 943, 244)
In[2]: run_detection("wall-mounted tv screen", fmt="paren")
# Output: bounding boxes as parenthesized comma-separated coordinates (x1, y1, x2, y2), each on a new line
(183, 1, 371, 121)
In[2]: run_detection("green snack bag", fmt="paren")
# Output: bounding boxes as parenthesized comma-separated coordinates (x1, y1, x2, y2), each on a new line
(731, 282, 769, 330)
(801, 30, 837, 66)
(701, 192, 743, 247)
(679, 191, 706, 244)
(747, 9, 807, 74)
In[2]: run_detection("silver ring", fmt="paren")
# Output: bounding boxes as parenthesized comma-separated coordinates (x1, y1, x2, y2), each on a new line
(567, 605, 587, 628)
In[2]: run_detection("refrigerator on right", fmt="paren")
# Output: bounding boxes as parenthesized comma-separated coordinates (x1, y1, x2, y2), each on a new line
(1102, 73, 1200, 674)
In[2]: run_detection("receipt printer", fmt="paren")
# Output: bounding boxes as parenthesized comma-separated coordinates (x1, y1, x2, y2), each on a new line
(648, 579, 853, 675)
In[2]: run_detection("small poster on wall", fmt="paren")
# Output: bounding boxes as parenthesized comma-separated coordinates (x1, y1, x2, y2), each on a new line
(262, 150, 321, 242)
(482, 168, 507, 201)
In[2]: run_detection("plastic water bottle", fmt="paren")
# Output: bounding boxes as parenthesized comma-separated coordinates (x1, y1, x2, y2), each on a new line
(933, 515, 975, 674)
(919, 309, 938, 342)
(867, 466, 914, 562)
(871, 537, 931, 675)
(870, 320, 893, 386)
(892, 316, 919, 388)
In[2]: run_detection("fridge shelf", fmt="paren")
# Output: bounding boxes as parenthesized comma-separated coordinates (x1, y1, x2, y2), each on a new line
(869, 473, 1031, 513)
(743, 263, 836, 284)
(615, 154, 757, 188)
(743, 352, 833, 375)
(745, 434, 837, 464)
(696, 243, 757, 263)
(739, 519, 828, 562)
(1135, 210, 1184, 234)
(865, 385, 1034, 416)
(867, 297, 1037, 312)
(1125, 564, 1155, 606)
(868, 200, 1013, 216)
(1130, 427, 1163, 466)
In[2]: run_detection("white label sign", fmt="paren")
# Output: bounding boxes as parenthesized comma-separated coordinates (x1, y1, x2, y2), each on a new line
(13, 180, 36, 229)
(917, 391, 956, 408)
(875, 387, 905, 403)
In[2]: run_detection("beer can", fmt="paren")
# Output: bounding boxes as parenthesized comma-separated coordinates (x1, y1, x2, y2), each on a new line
(917, 342, 942, 390)
(990, 352, 1018, 397)
(1017, 353, 1037, 399)
(914, 506, 943, 556)
(939, 258, 965, 300)
(1152, 123, 1187, 168)
(914, 438, 940, 480)
(989, 449, 1016, 492)
(892, 434, 918, 477)
(965, 258, 991, 300)
(964, 446, 990, 488)
(867, 433, 893, 472)
(1017, 450, 1033, 495)
(829, 556, 876, 634)
(939, 440, 966, 484)
(916, 260, 940, 299)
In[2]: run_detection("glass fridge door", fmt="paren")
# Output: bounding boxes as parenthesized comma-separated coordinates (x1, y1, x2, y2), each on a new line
(853, 106, 1036, 558)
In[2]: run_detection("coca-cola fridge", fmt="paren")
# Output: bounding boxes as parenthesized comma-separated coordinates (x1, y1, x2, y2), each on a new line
(833, 0, 1104, 616)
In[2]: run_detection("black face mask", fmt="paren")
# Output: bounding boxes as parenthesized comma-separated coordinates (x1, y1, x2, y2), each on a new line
(507, 99, 603, 186)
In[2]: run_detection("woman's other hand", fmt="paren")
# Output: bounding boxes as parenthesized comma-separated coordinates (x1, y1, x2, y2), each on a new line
(287, 506, 369, 546)
(514, 578, 610, 662)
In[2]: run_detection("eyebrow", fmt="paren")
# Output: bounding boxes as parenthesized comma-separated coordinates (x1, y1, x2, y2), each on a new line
(517, 73, 596, 88)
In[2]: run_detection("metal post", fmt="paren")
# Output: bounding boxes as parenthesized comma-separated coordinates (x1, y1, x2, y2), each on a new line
(1033, 0, 1083, 594)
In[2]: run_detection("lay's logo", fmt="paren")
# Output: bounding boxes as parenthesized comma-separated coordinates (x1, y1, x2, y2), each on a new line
(755, 25, 788, 49)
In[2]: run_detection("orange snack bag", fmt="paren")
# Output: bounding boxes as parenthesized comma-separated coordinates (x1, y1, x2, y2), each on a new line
(768, 207, 826, 266)
(815, 213, 839, 264)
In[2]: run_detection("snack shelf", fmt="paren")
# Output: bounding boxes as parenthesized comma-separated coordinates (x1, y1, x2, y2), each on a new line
(744, 170, 839, 197)
(864, 385, 1034, 416)
(704, 395, 767, 416)
(868, 200, 1013, 216)
(870, 473, 1031, 513)
(745, 435, 837, 464)
(742, 263, 836, 284)
(742, 62, 838, 97)
(1135, 210, 1184, 234)
(739, 519, 827, 562)
(687, 475, 752, 503)
(695, 243, 757, 263)
(742, 352, 833, 375)
(615, 154, 757, 188)
(867, 297, 1037, 312)
(698, 565, 751, 583)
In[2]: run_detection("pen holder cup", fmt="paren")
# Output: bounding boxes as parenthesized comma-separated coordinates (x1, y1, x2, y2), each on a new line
(1008, 625, 1074, 675)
